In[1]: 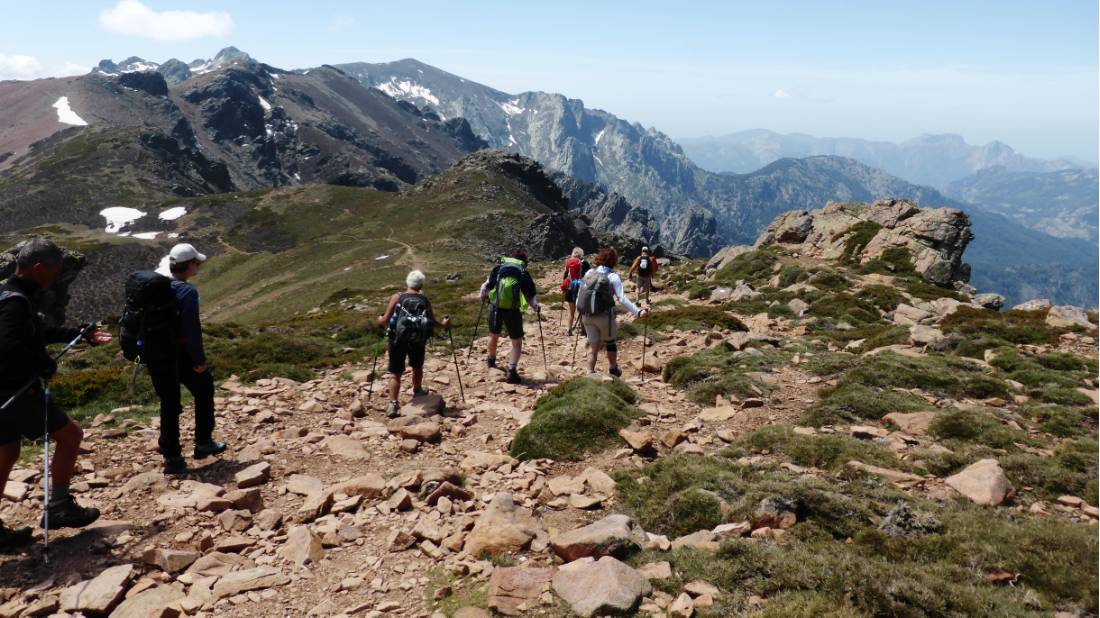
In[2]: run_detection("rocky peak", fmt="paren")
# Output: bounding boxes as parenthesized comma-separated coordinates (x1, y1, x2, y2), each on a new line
(754, 198, 974, 287)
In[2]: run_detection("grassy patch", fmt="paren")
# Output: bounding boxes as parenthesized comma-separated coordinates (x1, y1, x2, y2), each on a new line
(635, 305, 747, 333)
(728, 426, 907, 471)
(662, 345, 783, 405)
(861, 284, 907, 313)
(808, 292, 882, 326)
(928, 408, 1031, 449)
(834, 221, 882, 262)
(941, 307, 1067, 346)
(509, 378, 641, 461)
(712, 246, 784, 288)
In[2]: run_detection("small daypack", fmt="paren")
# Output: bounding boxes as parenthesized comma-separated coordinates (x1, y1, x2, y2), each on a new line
(119, 271, 178, 363)
(638, 256, 652, 276)
(489, 257, 526, 311)
(577, 269, 616, 316)
(393, 293, 432, 345)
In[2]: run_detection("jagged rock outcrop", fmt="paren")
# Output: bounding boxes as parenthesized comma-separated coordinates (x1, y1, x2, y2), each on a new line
(552, 173, 663, 247)
(754, 198, 973, 286)
(0, 241, 85, 328)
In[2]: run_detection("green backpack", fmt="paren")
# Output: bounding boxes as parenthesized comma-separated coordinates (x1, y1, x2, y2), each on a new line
(489, 257, 527, 310)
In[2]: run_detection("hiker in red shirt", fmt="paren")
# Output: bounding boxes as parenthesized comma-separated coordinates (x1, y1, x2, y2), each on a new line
(559, 247, 591, 336)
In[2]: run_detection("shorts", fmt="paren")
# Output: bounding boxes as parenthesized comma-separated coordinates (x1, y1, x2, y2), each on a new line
(388, 338, 427, 375)
(488, 305, 524, 340)
(581, 312, 617, 346)
(565, 280, 582, 304)
(0, 384, 71, 445)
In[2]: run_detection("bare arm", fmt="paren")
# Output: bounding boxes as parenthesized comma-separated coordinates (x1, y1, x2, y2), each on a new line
(377, 294, 399, 326)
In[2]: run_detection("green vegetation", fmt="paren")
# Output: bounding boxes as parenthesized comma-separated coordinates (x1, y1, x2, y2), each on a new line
(928, 408, 1031, 450)
(634, 305, 747, 334)
(858, 246, 916, 275)
(941, 307, 1067, 347)
(662, 345, 783, 405)
(834, 221, 882, 262)
(616, 452, 1099, 616)
(728, 426, 906, 471)
(509, 378, 641, 461)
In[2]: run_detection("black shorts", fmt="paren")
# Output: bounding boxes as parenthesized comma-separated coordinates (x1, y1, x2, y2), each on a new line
(0, 384, 71, 445)
(388, 338, 426, 375)
(488, 305, 524, 340)
(565, 280, 581, 304)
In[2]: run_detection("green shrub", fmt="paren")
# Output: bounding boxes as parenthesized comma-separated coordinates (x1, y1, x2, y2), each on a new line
(732, 426, 906, 471)
(941, 307, 1065, 345)
(809, 292, 882, 325)
(662, 345, 781, 405)
(1033, 386, 1092, 406)
(834, 221, 882, 262)
(712, 247, 783, 287)
(509, 378, 641, 461)
(928, 408, 1028, 449)
(636, 305, 747, 333)
(861, 284, 906, 313)
(1037, 351, 1090, 372)
(807, 382, 929, 425)
(808, 270, 851, 291)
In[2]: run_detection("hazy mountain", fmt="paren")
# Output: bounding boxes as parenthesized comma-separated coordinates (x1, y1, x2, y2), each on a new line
(944, 167, 1099, 242)
(92, 46, 261, 85)
(678, 129, 1081, 188)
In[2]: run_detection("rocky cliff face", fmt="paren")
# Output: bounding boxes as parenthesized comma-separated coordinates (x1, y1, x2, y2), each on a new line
(754, 198, 974, 287)
(0, 241, 85, 328)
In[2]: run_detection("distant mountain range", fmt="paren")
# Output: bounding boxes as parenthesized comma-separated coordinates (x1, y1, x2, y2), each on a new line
(677, 129, 1087, 188)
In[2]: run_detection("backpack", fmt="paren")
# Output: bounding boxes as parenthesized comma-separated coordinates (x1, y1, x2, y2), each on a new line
(638, 256, 652, 276)
(393, 293, 432, 345)
(489, 257, 526, 311)
(577, 269, 616, 316)
(119, 271, 178, 363)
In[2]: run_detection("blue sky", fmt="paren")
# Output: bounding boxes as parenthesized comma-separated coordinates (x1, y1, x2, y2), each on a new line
(2, 0, 1097, 160)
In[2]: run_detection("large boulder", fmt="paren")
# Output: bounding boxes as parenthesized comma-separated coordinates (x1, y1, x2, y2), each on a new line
(705, 244, 753, 272)
(552, 557, 651, 617)
(549, 514, 645, 561)
(755, 199, 973, 287)
(463, 493, 544, 557)
(945, 459, 1015, 506)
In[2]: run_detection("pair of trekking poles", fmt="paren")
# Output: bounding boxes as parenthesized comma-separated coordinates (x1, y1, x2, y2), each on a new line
(564, 275, 650, 382)
(366, 318, 467, 405)
(0, 322, 97, 561)
(464, 300, 551, 377)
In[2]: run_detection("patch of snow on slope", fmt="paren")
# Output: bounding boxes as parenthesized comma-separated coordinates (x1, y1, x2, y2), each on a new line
(132, 232, 160, 240)
(258, 96, 272, 111)
(159, 207, 187, 221)
(595, 128, 606, 145)
(499, 99, 526, 116)
(100, 207, 146, 234)
(377, 78, 440, 105)
(508, 134, 517, 146)
(191, 61, 215, 75)
(122, 61, 159, 73)
(52, 97, 88, 126)
(594, 155, 604, 166)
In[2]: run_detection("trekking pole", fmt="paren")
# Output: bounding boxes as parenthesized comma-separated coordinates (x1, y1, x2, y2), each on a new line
(444, 318, 466, 404)
(467, 299, 485, 361)
(42, 384, 50, 562)
(535, 308, 550, 378)
(570, 311, 583, 369)
(641, 312, 649, 385)
(367, 339, 381, 404)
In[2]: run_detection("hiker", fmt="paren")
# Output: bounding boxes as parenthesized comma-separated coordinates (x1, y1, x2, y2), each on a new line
(148, 243, 226, 474)
(376, 270, 451, 418)
(559, 247, 591, 336)
(578, 247, 646, 377)
(480, 250, 540, 384)
(0, 239, 112, 547)
(627, 246, 658, 300)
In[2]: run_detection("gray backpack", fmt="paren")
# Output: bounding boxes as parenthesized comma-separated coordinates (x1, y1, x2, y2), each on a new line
(577, 269, 615, 316)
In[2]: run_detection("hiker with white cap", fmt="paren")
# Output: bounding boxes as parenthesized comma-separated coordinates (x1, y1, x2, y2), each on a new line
(146, 243, 226, 474)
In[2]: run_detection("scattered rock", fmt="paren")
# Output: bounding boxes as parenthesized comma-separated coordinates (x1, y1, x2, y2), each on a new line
(669, 592, 695, 618)
(212, 567, 290, 600)
(945, 459, 1015, 506)
(670, 530, 719, 553)
(287, 474, 325, 496)
(331, 474, 387, 499)
(637, 561, 673, 580)
(110, 583, 185, 618)
(1046, 305, 1094, 329)
(552, 557, 651, 618)
(753, 498, 798, 530)
(883, 411, 937, 435)
(324, 436, 369, 460)
(550, 514, 643, 561)
(878, 501, 942, 537)
(463, 493, 544, 557)
(142, 547, 199, 573)
(487, 567, 555, 616)
(235, 462, 271, 488)
(280, 526, 325, 567)
(60, 564, 134, 614)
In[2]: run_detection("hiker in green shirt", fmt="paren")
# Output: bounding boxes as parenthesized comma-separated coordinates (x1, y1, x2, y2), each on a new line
(479, 250, 540, 384)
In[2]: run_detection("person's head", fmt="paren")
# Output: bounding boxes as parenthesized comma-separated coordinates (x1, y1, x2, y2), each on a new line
(14, 238, 64, 289)
(571, 247, 584, 259)
(406, 270, 425, 291)
(641, 246, 650, 256)
(167, 243, 207, 280)
(595, 247, 618, 268)
(510, 249, 528, 267)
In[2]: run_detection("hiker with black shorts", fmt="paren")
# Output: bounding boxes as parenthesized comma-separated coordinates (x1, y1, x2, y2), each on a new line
(578, 247, 647, 377)
(559, 247, 591, 337)
(480, 250, 540, 384)
(0, 239, 111, 548)
(627, 246, 658, 300)
(147, 243, 226, 474)
(377, 270, 451, 418)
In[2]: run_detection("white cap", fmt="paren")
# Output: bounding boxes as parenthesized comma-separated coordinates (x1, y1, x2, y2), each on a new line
(168, 243, 207, 264)
(642, 246, 650, 253)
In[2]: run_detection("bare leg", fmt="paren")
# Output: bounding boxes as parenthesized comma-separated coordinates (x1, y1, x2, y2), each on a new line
(588, 342, 601, 373)
(608, 350, 618, 370)
(0, 441, 19, 511)
(487, 333, 500, 359)
(567, 303, 576, 330)
(387, 374, 401, 402)
(411, 368, 424, 392)
(509, 339, 522, 367)
(49, 421, 82, 488)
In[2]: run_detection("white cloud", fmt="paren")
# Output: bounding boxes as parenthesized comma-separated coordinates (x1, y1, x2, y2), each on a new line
(99, 0, 234, 42)
(773, 88, 791, 99)
(0, 53, 43, 79)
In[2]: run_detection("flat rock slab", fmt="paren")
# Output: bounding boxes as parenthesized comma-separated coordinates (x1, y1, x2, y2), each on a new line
(487, 567, 555, 616)
(464, 493, 544, 557)
(324, 436, 369, 460)
(550, 514, 641, 561)
(60, 563, 134, 614)
(946, 459, 1015, 506)
(212, 567, 290, 600)
(883, 411, 937, 436)
(331, 474, 387, 498)
(235, 462, 271, 488)
(110, 583, 185, 618)
(552, 557, 651, 618)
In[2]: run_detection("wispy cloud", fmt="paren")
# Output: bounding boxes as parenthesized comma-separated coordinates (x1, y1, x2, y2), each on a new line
(98, 0, 233, 42)
(774, 88, 791, 99)
(0, 53, 43, 79)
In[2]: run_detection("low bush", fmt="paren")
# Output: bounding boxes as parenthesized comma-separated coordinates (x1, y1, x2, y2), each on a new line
(509, 378, 641, 461)
(635, 305, 747, 333)
(730, 426, 906, 471)
(928, 408, 1030, 449)
(941, 307, 1066, 345)
(662, 345, 781, 405)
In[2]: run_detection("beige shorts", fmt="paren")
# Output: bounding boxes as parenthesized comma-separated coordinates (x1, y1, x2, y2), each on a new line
(581, 312, 617, 345)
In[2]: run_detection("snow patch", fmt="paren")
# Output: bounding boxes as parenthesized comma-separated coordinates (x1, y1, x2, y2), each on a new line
(374, 255, 391, 261)
(594, 155, 604, 166)
(167, 232, 180, 238)
(132, 232, 160, 240)
(595, 128, 606, 145)
(508, 134, 517, 146)
(499, 99, 526, 116)
(377, 78, 440, 105)
(100, 207, 146, 234)
(122, 61, 159, 73)
(258, 96, 272, 111)
(52, 97, 88, 126)
(158, 207, 187, 221)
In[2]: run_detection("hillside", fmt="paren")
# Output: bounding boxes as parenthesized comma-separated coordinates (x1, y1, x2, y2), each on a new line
(678, 129, 1081, 188)
(0, 200, 1094, 617)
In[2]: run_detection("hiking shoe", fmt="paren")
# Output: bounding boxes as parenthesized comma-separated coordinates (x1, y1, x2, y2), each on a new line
(164, 456, 187, 475)
(0, 521, 32, 552)
(386, 401, 400, 419)
(609, 366, 622, 378)
(506, 369, 522, 384)
(193, 441, 227, 460)
(487, 356, 497, 370)
(412, 388, 429, 397)
(567, 328, 574, 336)
(42, 495, 100, 529)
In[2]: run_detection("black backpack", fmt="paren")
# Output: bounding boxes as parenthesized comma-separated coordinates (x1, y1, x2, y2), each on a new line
(119, 271, 179, 363)
(393, 293, 432, 345)
(638, 256, 652, 276)
(577, 269, 616, 316)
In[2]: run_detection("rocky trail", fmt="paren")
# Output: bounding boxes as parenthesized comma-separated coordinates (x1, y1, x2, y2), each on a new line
(0, 217, 1097, 616)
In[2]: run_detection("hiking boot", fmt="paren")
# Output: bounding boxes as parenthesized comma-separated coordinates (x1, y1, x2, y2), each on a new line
(412, 387, 429, 397)
(506, 368, 522, 384)
(0, 521, 32, 552)
(194, 441, 227, 460)
(164, 456, 187, 475)
(486, 356, 497, 370)
(609, 365, 622, 378)
(42, 495, 100, 529)
(386, 401, 400, 419)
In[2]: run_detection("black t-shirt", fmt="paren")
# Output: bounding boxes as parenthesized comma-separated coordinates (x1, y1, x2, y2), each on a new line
(0, 277, 80, 390)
